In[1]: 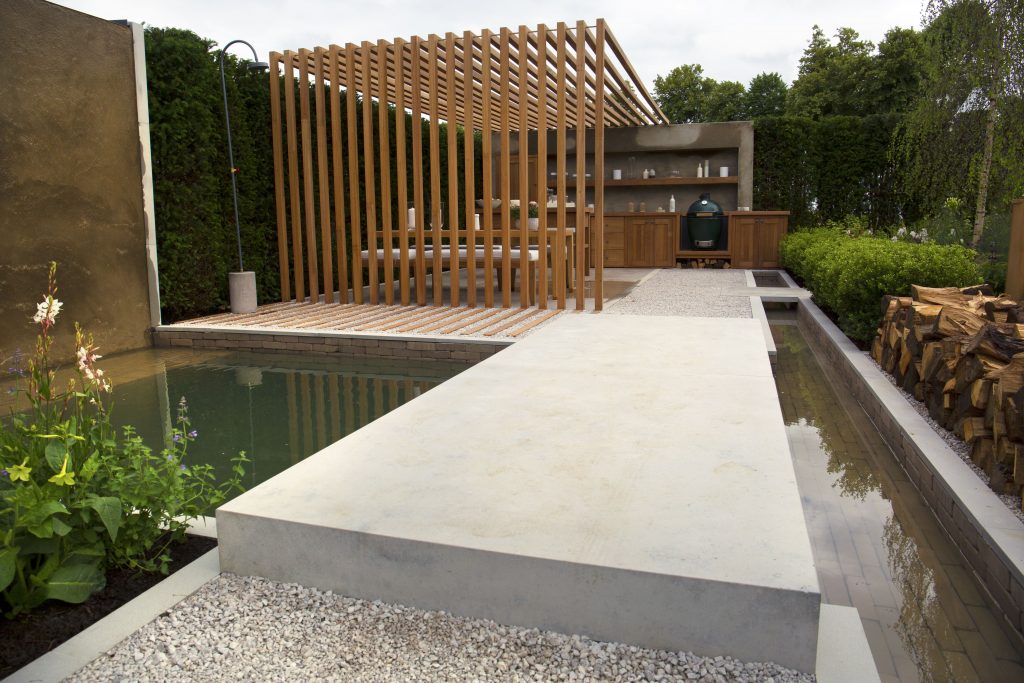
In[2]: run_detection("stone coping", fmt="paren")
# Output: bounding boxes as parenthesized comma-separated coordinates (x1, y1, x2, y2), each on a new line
(795, 297, 1024, 637)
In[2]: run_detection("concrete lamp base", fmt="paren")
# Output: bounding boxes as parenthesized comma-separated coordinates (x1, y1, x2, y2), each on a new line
(229, 271, 257, 313)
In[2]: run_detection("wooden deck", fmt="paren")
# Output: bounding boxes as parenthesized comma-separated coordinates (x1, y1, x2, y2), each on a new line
(175, 301, 567, 339)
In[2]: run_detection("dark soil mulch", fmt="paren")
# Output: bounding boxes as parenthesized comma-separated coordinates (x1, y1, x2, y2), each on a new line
(0, 534, 217, 678)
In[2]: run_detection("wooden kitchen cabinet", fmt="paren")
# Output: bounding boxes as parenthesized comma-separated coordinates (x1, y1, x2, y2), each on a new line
(603, 214, 677, 268)
(604, 216, 626, 267)
(727, 212, 788, 268)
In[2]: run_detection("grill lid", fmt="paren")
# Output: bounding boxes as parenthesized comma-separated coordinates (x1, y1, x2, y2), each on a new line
(686, 192, 724, 216)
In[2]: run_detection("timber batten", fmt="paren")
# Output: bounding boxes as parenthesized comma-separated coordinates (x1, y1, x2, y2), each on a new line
(269, 20, 665, 310)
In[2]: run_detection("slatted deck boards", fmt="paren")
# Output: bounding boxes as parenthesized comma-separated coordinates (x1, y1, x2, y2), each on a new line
(175, 301, 566, 339)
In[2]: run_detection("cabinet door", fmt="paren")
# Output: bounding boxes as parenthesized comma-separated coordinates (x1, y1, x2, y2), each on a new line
(626, 218, 655, 267)
(756, 216, 788, 268)
(651, 217, 677, 267)
(604, 216, 626, 267)
(730, 216, 757, 269)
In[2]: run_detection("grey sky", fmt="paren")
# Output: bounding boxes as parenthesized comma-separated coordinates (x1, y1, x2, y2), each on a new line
(57, 0, 925, 89)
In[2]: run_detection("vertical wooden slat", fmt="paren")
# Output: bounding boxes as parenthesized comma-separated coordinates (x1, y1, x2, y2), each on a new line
(394, 38, 411, 306)
(328, 373, 341, 443)
(329, 45, 350, 304)
(555, 26, 568, 310)
(535, 28, 548, 309)
(298, 49, 320, 303)
(594, 21, 606, 311)
(446, 33, 460, 307)
(427, 35, 443, 305)
(360, 42, 380, 305)
(377, 39, 395, 306)
(462, 31, 477, 308)
(343, 375, 355, 436)
(300, 373, 313, 456)
(357, 376, 369, 427)
(499, 28, 512, 308)
(516, 26, 530, 308)
(574, 21, 587, 309)
(411, 37, 427, 306)
(269, 52, 291, 301)
(314, 48, 334, 303)
(314, 374, 327, 449)
(480, 29, 495, 309)
(373, 377, 384, 421)
(286, 372, 300, 463)
(344, 44, 364, 304)
(283, 52, 305, 302)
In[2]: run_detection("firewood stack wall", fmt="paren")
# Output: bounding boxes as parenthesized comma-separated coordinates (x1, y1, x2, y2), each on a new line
(871, 285, 1024, 508)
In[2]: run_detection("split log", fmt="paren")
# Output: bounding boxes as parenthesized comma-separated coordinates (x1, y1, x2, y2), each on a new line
(934, 306, 988, 338)
(962, 323, 1024, 362)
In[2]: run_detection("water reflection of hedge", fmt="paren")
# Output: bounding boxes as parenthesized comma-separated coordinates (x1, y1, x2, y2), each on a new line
(774, 325, 881, 500)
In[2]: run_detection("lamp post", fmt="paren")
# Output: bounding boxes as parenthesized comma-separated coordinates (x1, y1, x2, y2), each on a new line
(219, 40, 268, 313)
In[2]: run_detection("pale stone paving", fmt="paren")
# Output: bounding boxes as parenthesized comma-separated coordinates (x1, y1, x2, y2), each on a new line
(606, 270, 751, 318)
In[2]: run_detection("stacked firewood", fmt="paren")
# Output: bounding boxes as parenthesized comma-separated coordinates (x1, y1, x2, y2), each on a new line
(872, 285, 1024, 502)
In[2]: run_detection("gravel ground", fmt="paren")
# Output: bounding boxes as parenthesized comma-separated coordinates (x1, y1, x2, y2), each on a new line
(606, 270, 751, 318)
(871, 356, 1024, 524)
(69, 574, 814, 683)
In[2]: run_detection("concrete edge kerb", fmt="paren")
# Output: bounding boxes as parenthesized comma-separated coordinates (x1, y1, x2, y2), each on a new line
(156, 324, 516, 347)
(793, 296, 1024, 635)
(3, 549, 220, 683)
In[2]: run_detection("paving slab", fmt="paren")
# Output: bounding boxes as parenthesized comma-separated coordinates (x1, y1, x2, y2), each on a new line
(217, 314, 821, 672)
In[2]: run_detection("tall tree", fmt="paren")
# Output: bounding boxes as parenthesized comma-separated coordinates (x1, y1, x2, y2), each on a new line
(898, 0, 1024, 246)
(787, 26, 875, 118)
(744, 72, 787, 118)
(705, 81, 747, 121)
(653, 64, 714, 123)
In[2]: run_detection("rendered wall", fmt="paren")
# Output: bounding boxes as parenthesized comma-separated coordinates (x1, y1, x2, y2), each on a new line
(0, 0, 150, 364)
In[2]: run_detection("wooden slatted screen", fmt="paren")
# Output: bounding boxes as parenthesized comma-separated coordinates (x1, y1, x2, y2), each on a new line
(268, 20, 664, 311)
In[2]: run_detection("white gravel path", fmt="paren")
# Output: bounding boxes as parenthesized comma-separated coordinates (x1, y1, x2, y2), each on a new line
(68, 574, 813, 683)
(871, 357, 1024, 524)
(607, 270, 751, 318)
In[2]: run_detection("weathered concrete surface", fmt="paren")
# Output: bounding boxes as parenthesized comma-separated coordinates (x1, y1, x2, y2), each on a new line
(218, 314, 821, 671)
(0, 0, 150, 363)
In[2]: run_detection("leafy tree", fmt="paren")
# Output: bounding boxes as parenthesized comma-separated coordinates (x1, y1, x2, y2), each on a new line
(787, 26, 875, 118)
(653, 64, 748, 122)
(865, 28, 926, 114)
(705, 80, 747, 121)
(897, 0, 1024, 246)
(653, 64, 715, 123)
(744, 72, 787, 118)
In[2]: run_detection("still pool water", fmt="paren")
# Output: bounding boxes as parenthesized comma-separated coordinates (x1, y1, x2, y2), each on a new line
(96, 348, 470, 497)
(772, 319, 1024, 682)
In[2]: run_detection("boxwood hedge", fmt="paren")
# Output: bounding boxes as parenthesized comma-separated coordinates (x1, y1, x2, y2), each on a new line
(780, 229, 981, 342)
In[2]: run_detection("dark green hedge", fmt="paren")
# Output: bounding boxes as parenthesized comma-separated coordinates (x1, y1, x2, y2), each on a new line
(753, 115, 907, 229)
(780, 229, 981, 341)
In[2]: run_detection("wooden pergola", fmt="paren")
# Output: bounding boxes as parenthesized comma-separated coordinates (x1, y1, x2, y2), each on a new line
(269, 19, 667, 312)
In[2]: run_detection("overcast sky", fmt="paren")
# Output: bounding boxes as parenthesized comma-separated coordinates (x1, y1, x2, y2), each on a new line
(57, 0, 925, 89)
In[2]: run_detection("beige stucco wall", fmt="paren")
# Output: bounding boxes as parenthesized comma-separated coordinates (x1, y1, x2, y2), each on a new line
(0, 0, 150, 365)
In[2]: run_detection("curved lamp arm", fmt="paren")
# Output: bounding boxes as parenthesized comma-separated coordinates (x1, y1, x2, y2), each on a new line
(219, 39, 267, 272)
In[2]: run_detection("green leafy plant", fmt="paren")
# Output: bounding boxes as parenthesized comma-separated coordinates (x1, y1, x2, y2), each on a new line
(0, 264, 247, 617)
(781, 229, 981, 341)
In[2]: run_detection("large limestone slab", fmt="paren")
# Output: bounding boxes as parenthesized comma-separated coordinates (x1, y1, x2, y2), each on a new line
(218, 314, 820, 671)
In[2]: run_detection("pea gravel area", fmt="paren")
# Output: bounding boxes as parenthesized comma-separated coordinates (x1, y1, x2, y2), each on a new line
(67, 573, 813, 683)
(606, 270, 751, 318)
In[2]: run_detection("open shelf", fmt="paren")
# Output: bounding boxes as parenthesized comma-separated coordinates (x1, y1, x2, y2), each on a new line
(547, 176, 738, 188)
(677, 250, 731, 258)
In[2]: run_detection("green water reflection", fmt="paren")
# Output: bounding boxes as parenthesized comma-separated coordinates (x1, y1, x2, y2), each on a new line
(109, 351, 469, 497)
(773, 322, 1024, 683)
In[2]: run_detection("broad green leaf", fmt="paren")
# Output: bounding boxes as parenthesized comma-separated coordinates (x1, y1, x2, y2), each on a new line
(27, 518, 54, 538)
(0, 546, 18, 592)
(18, 536, 59, 556)
(21, 499, 68, 528)
(42, 562, 105, 604)
(44, 440, 67, 472)
(86, 496, 122, 542)
(51, 516, 72, 537)
(79, 451, 100, 482)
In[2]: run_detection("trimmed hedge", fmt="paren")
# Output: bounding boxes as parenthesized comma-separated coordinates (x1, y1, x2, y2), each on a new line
(780, 229, 981, 341)
(753, 114, 907, 230)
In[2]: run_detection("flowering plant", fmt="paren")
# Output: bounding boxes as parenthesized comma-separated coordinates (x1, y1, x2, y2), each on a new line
(0, 263, 247, 617)
(509, 200, 539, 220)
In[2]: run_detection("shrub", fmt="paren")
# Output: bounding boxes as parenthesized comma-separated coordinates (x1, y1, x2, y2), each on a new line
(0, 264, 247, 617)
(781, 230, 981, 341)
